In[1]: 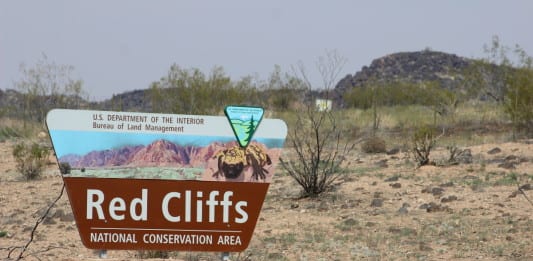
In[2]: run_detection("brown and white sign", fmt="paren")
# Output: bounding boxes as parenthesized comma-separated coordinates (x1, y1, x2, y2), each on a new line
(46, 109, 287, 252)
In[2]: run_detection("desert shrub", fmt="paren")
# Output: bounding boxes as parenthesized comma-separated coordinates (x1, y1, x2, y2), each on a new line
(446, 145, 472, 165)
(0, 127, 21, 142)
(361, 136, 387, 153)
(280, 108, 354, 197)
(59, 162, 71, 174)
(279, 50, 354, 197)
(0, 126, 21, 139)
(343, 80, 457, 109)
(410, 126, 438, 167)
(149, 65, 263, 114)
(12, 142, 50, 180)
(504, 67, 533, 137)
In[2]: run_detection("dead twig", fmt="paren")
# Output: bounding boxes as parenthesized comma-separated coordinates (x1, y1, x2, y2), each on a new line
(26, 246, 69, 260)
(9, 184, 65, 260)
(517, 184, 533, 207)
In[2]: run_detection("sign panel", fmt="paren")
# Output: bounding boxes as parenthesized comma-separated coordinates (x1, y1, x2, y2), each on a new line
(46, 109, 287, 252)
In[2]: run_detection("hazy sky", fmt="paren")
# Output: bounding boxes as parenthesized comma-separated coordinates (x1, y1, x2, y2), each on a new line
(1, 1, 532, 101)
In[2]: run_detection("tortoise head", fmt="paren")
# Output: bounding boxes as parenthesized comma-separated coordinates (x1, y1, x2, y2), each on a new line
(221, 162, 244, 179)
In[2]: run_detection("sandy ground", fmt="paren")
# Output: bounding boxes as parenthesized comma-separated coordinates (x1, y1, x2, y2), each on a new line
(1, 139, 532, 260)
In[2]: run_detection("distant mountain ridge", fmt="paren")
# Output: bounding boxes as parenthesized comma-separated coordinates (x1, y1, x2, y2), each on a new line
(1, 50, 485, 112)
(58, 140, 282, 170)
(58, 139, 224, 168)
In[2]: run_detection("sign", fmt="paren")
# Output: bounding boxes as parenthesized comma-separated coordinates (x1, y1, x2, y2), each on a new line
(46, 109, 287, 252)
(224, 106, 264, 148)
(315, 99, 332, 112)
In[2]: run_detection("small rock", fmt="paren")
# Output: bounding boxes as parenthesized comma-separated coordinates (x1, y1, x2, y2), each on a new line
(371, 198, 384, 207)
(386, 148, 400, 155)
(343, 218, 358, 226)
(290, 203, 299, 209)
(425, 202, 451, 213)
(318, 202, 329, 211)
(384, 176, 399, 182)
(59, 213, 75, 222)
(43, 217, 56, 225)
(422, 187, 444, 196)
(420, 202, 448, 212)
(390, 183, 402, 188)
(431, 187, 445, 196)
(488, 147, 502, 154)
(439, 182, 455, 187)
(388, 227, 401, 233)
(52, 209, 65, 219)
(498, 162, 516, 169)
(388, 226, 416, 236)
(398, 206, 408, 215)
(267, 253, 284, 259)
(366, 222, 376, 227)
(23, 226, 34, 232)
(505, 155, 518, 161)
(519, 184, 531, 191)
(375, 159, 388, 168)
(441, 195, 458, 203)
(305, 203, 316, 209)
(427, 202, 441, 212)
(419, 242, 433, 251)
(419, 203, 430, 210)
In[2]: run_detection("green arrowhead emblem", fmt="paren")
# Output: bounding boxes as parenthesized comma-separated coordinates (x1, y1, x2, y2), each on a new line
(224, 106, 264, 148)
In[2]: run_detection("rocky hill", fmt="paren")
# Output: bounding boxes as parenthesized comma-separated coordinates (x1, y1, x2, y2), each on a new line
(333, 50, 474, 106)
(97, 89, 152, 112)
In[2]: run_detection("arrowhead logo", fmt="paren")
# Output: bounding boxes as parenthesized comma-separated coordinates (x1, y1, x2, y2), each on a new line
(224, 106, 264, 148)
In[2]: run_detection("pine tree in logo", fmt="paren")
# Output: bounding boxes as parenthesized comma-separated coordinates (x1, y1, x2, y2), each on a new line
(242, 115, 255, 146)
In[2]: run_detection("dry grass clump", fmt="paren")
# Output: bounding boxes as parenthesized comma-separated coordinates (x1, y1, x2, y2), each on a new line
(361, 136, 387, 153)
(12, 142, 50, 180)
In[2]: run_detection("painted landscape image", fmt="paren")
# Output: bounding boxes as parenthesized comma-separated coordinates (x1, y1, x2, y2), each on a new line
(56, 137, 282, 182)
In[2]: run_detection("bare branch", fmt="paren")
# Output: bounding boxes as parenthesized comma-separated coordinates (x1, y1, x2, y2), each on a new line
(13, 184, 65, 260)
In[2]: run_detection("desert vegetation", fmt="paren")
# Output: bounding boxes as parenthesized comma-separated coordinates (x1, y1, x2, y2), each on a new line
(1, 39, 532, 260)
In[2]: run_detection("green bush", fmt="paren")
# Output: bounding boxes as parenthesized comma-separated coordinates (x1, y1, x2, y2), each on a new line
(12, 142, 50, 180)
(343, 80, 456, 109)
(504, 67, 533, 137)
